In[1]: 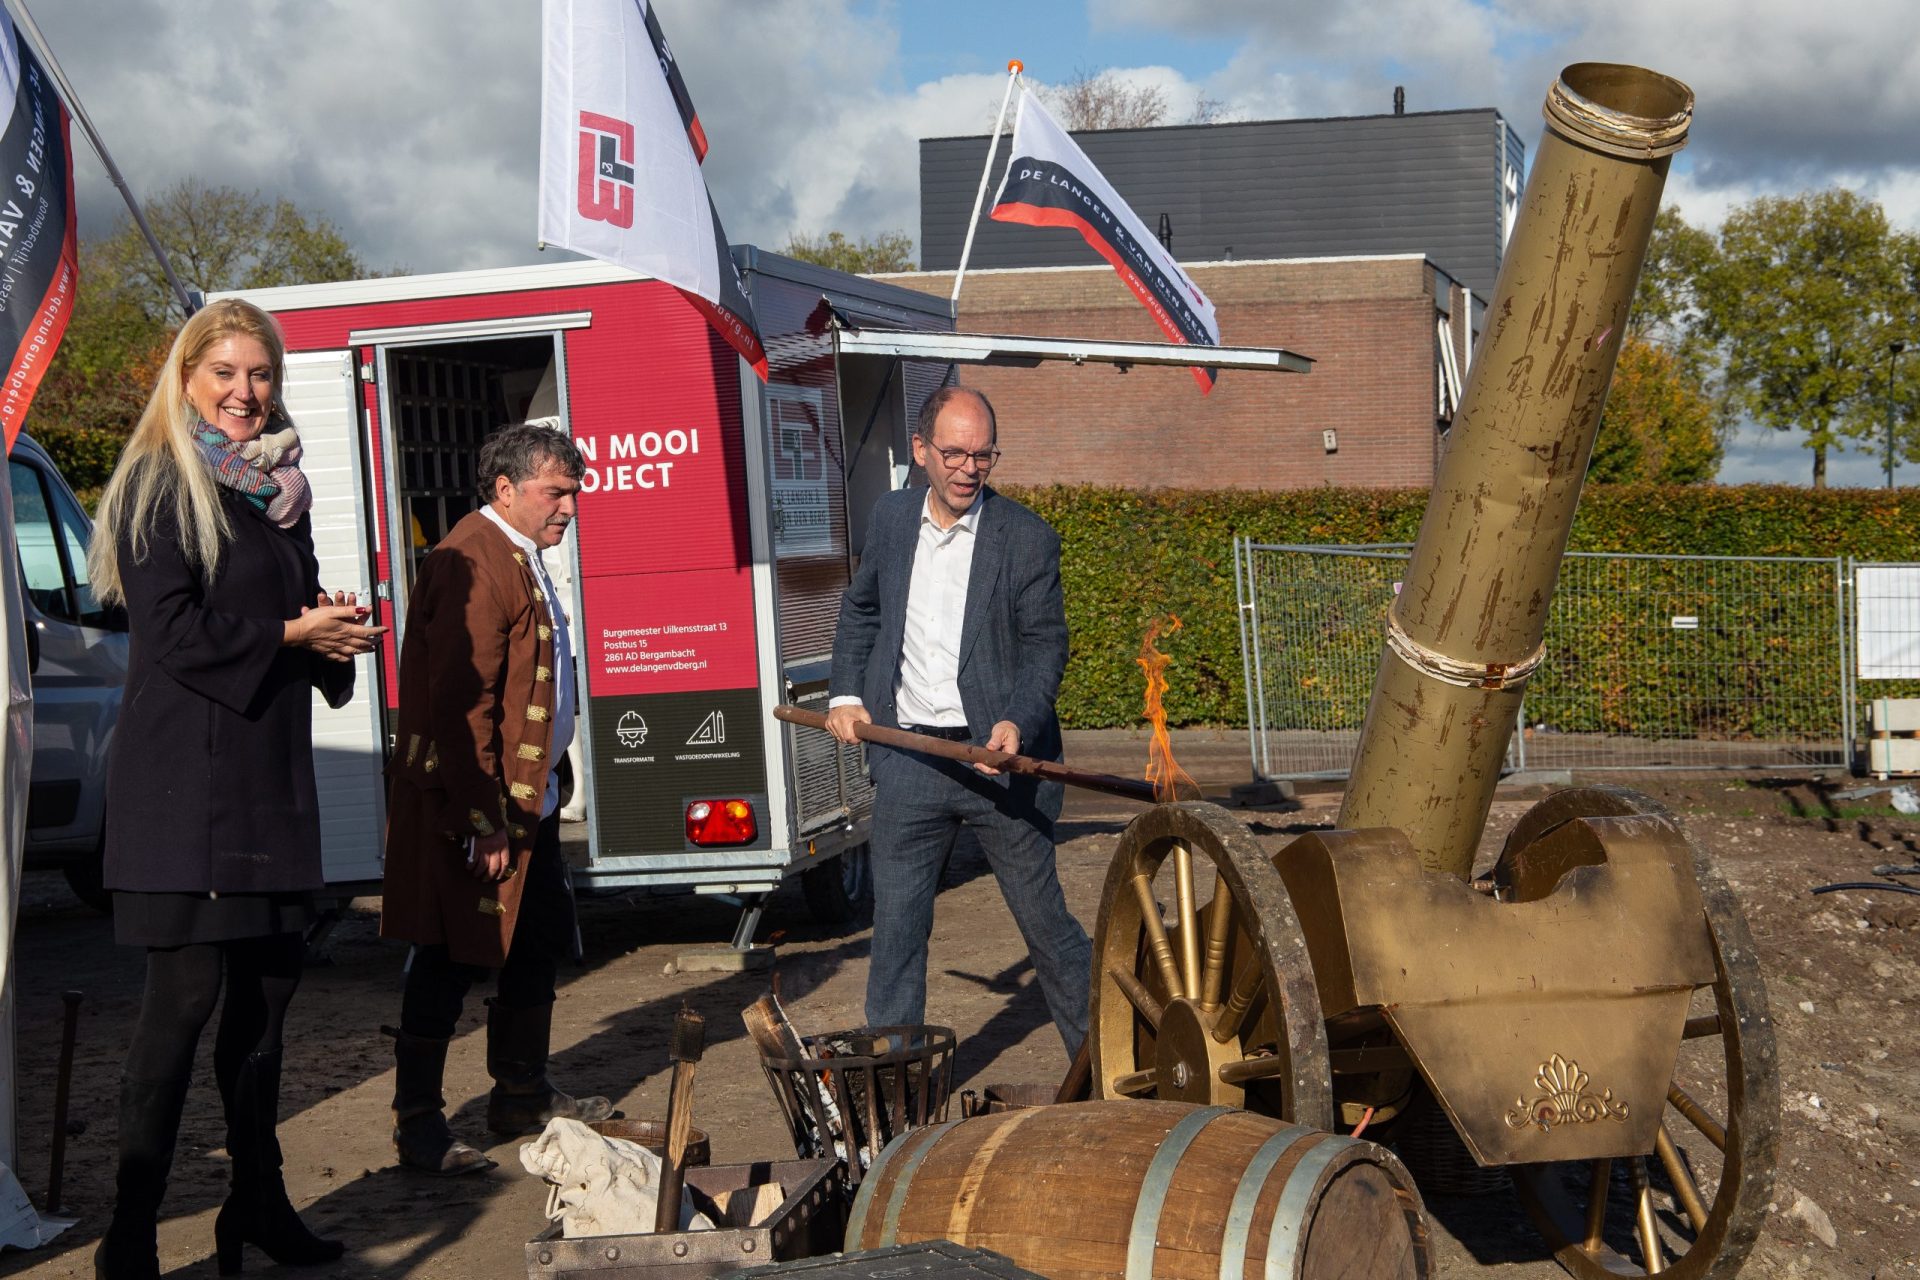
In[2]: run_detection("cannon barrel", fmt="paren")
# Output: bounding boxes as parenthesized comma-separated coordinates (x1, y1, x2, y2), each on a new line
(1336, 63, 1694, 878)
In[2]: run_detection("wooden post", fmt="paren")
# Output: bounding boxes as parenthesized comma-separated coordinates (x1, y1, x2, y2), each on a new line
(654, 1007, 706, 1232)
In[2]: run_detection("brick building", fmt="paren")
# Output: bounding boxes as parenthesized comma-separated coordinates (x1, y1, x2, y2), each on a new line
(876, 255, 1480, 492)
(893, 105, 1518, 490)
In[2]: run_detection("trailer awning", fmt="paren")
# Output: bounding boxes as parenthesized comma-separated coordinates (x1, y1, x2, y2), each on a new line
(831, 325, 1313, 374)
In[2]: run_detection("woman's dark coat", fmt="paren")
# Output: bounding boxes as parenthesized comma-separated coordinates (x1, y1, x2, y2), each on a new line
(103, 485, 353, 894)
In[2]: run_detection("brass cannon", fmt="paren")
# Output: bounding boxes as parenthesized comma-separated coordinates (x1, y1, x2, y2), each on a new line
(1089, 65, 1778, 1279)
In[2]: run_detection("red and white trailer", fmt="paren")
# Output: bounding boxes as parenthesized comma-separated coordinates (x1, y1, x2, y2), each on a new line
(224, 248, 1306, 939)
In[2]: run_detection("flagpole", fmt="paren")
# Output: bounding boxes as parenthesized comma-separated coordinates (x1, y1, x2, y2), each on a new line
(2, 0, 195, 316)
(950, 59, 1022, 308)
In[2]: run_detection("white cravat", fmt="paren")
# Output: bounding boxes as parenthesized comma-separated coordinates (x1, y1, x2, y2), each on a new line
(481, 505, 576, 818)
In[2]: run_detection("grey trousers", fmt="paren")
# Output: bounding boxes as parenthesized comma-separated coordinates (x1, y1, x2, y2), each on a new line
(865, 750, 1091, 1056)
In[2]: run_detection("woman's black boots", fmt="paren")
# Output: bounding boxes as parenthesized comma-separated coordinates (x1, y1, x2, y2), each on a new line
(211, 1050, 344, 1274)
(94, 1075, 190, 1280)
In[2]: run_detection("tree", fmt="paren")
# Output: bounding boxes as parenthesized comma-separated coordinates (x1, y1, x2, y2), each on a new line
(1696, 188, 1915, 487)
(32, 181, 386, 484)
(24, 240, 173, 489)
(93, 178, 377, 325)
(1588, 336, 1722, 484)
(1030, 68, 1222, 131)
(1630, 206, 1719, 372)
(779, 229, 916, 274)
(1041, 68, 1168, 130)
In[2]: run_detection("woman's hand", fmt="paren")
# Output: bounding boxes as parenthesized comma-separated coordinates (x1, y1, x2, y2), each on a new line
(285, 590, 387, 660)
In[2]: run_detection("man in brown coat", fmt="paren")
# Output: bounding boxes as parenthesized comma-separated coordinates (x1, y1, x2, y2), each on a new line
(381, 422, 611, 1175)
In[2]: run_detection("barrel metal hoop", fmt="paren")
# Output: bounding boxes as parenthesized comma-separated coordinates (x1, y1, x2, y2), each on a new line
(866, 1121, 956, 1247)
(1218, 1125, 1316, 1280)
(1127, 1106, 1235, 1280)
(1385, 611, 1545, 691)
(1264, 1141, 1352, 1278)
(844, 1131, 902, 1247)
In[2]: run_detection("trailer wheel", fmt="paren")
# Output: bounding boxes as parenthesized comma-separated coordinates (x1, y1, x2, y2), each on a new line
(802, 842, 873, 929)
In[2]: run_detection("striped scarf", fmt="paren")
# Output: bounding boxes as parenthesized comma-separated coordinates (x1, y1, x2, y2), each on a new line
(193, 420, 313, 529)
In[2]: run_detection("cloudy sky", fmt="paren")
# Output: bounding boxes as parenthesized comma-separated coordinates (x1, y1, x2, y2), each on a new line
(26, 0, 1919, 485)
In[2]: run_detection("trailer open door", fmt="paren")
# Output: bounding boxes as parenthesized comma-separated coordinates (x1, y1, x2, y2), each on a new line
(280, 351, 388, 883)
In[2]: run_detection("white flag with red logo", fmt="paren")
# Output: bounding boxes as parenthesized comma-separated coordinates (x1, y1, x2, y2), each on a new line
(539, 0, 765, 377)
(991, 87, 1220, 391)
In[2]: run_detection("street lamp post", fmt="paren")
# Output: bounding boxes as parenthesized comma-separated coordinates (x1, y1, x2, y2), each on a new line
(1889, 340, 1908, 490)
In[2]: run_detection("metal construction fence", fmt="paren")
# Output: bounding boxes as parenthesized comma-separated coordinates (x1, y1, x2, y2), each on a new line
(1231, 541, 1897, 779)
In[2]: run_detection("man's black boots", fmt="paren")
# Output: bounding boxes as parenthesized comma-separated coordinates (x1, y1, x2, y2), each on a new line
(483, 999, 613, 1136)
(212, 1049, 344, 1273)
(388, 1027, 495, 1176)
(93, 1075, 190, 1280)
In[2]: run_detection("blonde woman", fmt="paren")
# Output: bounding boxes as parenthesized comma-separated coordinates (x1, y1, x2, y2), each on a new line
(88, 299, 385, 1279)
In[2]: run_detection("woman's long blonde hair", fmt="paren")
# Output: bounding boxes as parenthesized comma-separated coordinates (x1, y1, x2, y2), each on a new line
(88, 299, 290, 605)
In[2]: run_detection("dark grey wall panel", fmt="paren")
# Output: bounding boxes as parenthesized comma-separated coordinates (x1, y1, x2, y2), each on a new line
(921, 109, 1520, 298)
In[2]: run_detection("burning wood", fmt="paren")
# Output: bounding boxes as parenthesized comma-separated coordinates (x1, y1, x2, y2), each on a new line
(1138, 615, 1202, 803)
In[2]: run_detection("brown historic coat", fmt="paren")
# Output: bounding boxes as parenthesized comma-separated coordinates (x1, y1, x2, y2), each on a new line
(379, 510, 561, 967)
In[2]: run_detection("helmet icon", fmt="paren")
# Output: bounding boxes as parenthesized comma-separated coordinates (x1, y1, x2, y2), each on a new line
(617, 711, 649, 748)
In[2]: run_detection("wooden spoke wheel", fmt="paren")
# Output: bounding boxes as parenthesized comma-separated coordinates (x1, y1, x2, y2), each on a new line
(1089, 802, 1333, 1130)
(1507, 788, 1779, 1279)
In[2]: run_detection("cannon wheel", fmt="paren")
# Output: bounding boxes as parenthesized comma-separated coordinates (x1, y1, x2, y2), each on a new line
(1507, 787, 1779, 1279)
(1088, 802, 1334, 1131)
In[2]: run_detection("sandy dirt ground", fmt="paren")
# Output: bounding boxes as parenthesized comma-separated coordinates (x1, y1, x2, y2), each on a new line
(2, 729, 1916, 1279)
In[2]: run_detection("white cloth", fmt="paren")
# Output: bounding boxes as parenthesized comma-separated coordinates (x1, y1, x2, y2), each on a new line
(519, 1118, 713, 1238)
(0, 1163, 72, 1251)
(481, 505, 576, 818)
(830, 491, 982, 729)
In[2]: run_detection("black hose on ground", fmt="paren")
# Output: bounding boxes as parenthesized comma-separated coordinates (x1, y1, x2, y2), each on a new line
(1810, 881, 1920, 898)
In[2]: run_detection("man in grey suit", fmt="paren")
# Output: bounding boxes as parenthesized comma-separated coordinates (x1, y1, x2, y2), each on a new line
(827, 386, 1092, 1057)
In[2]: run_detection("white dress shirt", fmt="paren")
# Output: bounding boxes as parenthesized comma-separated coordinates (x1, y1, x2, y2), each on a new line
(481, 505, 576, 818)
(832, 490, 983, 729)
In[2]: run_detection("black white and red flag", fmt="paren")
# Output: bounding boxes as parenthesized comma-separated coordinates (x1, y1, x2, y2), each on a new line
(0, 10, 76, 454)
(990, 87, 1221, 391)
(539, 0, 765, 378)
(639, 0, 707, 163)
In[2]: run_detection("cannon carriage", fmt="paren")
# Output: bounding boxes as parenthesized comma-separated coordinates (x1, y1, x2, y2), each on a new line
(1087, 63, 1780, 1279)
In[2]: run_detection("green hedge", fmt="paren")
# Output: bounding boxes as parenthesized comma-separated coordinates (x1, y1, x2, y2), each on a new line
(1003, 484, 1920, 730)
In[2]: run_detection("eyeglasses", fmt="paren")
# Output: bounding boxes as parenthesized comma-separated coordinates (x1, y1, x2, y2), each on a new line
(932, 446, 1002, 470)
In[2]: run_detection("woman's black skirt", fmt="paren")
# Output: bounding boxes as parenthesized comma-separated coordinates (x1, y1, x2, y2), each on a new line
(113, 890, 317, 948)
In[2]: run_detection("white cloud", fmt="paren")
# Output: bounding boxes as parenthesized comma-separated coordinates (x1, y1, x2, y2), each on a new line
(1092, 0, 1920, 230)
(40, 0, 544, 272)
(32, 0, 1916, 293)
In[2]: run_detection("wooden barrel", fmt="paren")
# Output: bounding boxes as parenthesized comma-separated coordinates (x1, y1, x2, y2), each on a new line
(845, 1100, 1427, 1280)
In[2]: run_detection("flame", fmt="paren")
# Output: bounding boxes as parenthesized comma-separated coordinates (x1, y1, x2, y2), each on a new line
(1138, 615, 1200, 803)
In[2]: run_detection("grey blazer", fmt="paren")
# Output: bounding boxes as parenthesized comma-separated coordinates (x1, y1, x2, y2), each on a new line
(829, 486, 1069, 804)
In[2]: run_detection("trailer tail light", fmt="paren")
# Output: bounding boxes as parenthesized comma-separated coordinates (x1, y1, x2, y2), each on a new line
(686, 799, 757, 846)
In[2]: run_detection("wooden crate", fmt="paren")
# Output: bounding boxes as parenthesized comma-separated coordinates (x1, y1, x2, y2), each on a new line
(525, 1158, 844, 1280)
(731, 1240, 1047, 1278)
